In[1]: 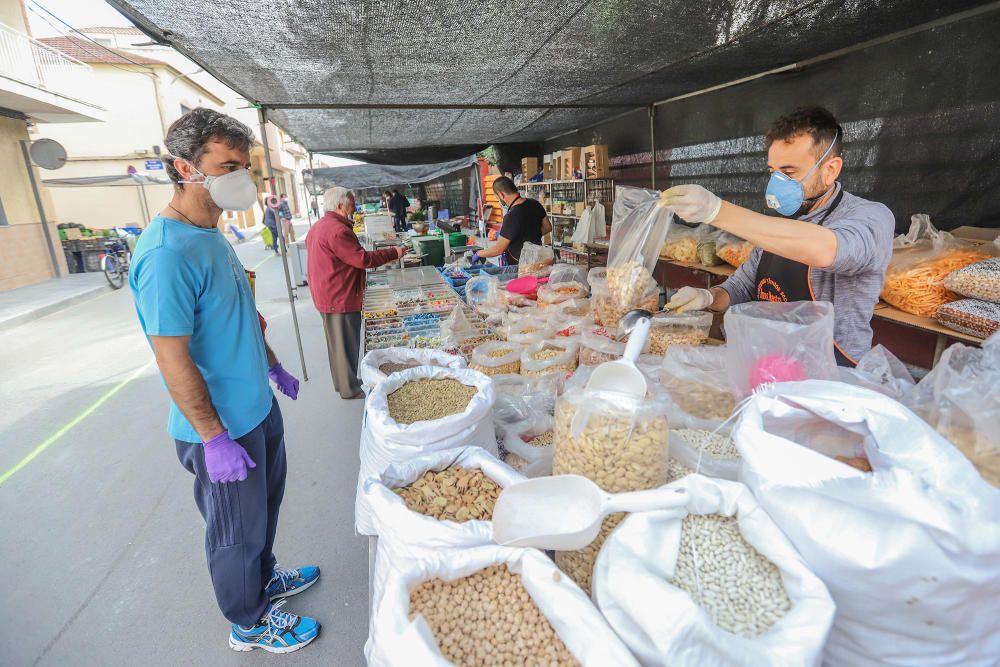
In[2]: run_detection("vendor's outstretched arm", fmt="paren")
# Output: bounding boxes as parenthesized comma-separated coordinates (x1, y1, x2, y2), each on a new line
(711, 201, 837, 268)
(477, 235, 510, 259)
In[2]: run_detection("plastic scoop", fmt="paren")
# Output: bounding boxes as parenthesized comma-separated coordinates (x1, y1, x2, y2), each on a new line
(585, 312, 650, 398)
(492, 475, 687, 550)
(505, 275, 549, 295)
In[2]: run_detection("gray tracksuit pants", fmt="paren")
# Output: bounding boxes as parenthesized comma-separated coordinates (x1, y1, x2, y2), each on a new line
(175, 396, 287, 627)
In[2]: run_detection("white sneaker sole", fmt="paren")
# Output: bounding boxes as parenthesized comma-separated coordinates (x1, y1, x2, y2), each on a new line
(229, 630, 319, 654)
(269, 575, 318, 600)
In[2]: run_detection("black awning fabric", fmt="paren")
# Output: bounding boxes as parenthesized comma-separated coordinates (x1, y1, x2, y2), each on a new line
(108, 0, 993, 152)
(308, 155, 477, 191)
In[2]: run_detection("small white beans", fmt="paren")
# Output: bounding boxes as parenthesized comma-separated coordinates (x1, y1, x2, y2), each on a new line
(674, 428, 740, 460)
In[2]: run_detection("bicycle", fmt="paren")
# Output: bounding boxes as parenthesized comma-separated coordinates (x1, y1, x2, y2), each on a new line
(100, 230, 133, 289)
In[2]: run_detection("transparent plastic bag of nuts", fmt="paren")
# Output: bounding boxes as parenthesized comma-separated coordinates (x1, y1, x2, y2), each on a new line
(592, 474, 835, 667)
(660, 345, 739, 425)
(367, 543, 640, 667)
(517, 242, 554, 277)
(500, 414, 556, 478)
(520, 339, 579, 377)
(470, 341, 521, 376)
(507, 318, 553, 348)
(627, 310, 712, 356)
(578, 324, 627, 366)
(552, 384, 671, 593)
(606, 198, 673, 308)
(590, 270, 659, 327)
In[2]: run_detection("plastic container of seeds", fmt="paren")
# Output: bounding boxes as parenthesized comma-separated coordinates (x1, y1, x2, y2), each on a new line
(470, 341, 521, 376)
(520, 340, 579, 377)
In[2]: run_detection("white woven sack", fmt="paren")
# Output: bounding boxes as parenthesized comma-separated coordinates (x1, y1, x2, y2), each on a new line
(735, 380, 1000, 667)
(359, 347, 466, 391)
(593, 474, 834, 667)
(356, 366, 497, 535)
(368, 544, 640, 667)
(500, 415, 555, 478)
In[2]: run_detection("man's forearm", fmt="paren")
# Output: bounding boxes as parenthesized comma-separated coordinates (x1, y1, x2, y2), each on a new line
(156, 351, 225, 441)
(264, 341, 278, 367)
(711, 201, 838, 268)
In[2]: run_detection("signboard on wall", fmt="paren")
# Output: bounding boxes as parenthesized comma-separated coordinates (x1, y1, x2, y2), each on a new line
(145, 160, 164, 170)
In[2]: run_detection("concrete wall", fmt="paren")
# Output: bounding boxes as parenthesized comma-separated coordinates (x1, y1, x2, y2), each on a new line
(0, 0, 30, 34)
(0, 115, 67, 290)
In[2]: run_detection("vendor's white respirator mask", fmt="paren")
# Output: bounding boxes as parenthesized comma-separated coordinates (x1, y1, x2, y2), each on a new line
(179, 160, 257, 211)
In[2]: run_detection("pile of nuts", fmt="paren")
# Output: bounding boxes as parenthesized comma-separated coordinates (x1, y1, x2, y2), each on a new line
(471, 343, 521, 376)
(634, 313, 712, 355)
(607, 261, 656, 310)
(387, 379, 478, 424)
(663, 380, 737, 421)
(674, 428, 739, 460)
(591, 289, 660, 328)
(394, 467, 499, 521)
(661, 236, 699, 263)
(408, 565, 579, 667)
(666, 457, 695, 483)
(522, 344, 578, 377)
(525, 431, 554, 447)
(553, 392, 669, 592)
(379, 361, 421, 375)
(502, 450, 529, 472)
(670, 513, 792, 638)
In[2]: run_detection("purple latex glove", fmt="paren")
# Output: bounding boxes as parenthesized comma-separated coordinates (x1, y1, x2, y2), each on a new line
(203, 432, 256, 483)
(268, 362, 300, 400)
(470, 252, 481, 265)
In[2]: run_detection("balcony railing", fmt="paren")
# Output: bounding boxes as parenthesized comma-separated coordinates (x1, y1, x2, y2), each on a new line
(0, 22, 97, 104)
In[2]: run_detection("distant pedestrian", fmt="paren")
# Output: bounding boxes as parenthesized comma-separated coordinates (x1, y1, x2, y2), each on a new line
(311, 199, 319, 219)
(263, 195, 280, 253)
(279, 193, 296, 246)
(129, 107, 320, 654)
(307, 186, 405, 399)
(388, 189, 409, 233)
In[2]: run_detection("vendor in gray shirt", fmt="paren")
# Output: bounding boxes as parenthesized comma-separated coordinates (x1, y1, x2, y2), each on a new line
(659, 107, 895, 366)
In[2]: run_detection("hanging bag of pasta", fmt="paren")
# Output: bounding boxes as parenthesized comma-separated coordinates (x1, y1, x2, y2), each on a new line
(880, 215, 995, 318)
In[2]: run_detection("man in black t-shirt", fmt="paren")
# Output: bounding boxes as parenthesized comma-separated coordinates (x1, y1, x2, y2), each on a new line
(473, 176, 551, 265)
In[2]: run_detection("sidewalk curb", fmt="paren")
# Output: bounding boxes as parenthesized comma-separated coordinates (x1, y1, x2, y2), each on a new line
(0, 282, 112, 333)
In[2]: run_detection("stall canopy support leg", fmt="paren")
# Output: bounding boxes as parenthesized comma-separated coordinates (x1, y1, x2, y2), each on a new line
(649, 105, 657, 190)
(258, 108, 309, 381)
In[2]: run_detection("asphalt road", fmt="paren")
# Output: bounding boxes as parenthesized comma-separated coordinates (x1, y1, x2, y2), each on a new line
(0, 222, 370, 666)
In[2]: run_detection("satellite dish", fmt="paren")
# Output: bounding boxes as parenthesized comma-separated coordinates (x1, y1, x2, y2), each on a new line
(29, 139, 67, 170)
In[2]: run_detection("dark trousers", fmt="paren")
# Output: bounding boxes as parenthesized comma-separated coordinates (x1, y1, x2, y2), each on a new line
(393, 214, 407, 233)
(175, 397, 287, 627)
(321, 311, 362, 398)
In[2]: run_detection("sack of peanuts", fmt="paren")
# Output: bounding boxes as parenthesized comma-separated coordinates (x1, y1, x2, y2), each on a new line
(936, 298, 1000, 338)
(360, 347, 467, 392)
(736, 380, 1000, 666)
(500, 414, 556, 477)
(943, 252, 1000, 303)
(356, 366, 497, 535)
(593, 474, 834, 667)
(724, 301, 838, 397)
(904, 334, 1000, 488)
(367, 544, 640, 667)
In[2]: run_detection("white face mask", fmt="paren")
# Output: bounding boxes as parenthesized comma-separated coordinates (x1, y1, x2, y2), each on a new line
(180, 161, 257, 211)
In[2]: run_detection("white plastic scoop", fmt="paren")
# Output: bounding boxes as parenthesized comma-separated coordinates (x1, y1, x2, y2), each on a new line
(492, 475, 687, 551)
(585, 311, 651, 398)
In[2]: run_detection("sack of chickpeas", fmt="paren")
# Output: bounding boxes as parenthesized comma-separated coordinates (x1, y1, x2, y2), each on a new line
(592, 474, 834, 667)
(367, 544, 640, 667)
(736, 380, 1000, 667)
(359, 347, 467, 392)
(356, 366, 498, 535)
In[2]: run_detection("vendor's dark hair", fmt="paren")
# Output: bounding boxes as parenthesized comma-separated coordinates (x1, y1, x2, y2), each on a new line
(493, 176, 517, 195)
(164, 107, 254, 187)
(765, 107, 842, 158)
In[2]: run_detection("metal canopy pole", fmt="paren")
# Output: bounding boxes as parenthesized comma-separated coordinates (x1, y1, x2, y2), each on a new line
(258, 108, 309, 381)
(649, 105, 657, 190)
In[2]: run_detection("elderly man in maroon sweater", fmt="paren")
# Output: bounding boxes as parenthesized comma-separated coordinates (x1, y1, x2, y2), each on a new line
(306, 187, 404, 399)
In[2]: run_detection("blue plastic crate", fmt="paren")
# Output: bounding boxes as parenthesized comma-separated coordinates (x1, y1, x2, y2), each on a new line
(439, 266, 471, 287)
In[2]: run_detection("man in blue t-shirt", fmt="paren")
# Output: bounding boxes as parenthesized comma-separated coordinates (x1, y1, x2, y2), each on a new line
(129, 108, 321, 654)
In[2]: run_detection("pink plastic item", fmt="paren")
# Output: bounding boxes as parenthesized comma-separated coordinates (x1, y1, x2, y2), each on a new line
(506, 276, 549, 295)
(749, 353, 806, 389)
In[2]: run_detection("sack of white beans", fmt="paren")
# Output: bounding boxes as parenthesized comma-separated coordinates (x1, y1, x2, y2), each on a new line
(736, 380, 1000, 666)
(368, 544, 640, 667)
(669, 423, 740, 481)
(359, 347, 467, 392)
(593, 474, 834, 667)
(356, 366, 497, 535)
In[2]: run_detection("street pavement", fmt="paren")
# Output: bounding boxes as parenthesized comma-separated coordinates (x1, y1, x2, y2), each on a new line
(0, 222, 371, 666)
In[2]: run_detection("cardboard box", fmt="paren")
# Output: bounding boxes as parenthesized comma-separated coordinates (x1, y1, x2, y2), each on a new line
(574, 202, 586, 216)
(64, 228, 83, 240)
(562, 147, 581, 180)
(542, 155, 552, 181)
(582, 144, 609, 179)
(953, 226, 1000, 243)
(553, 152, 565, 183)
(520, 157, 539, 178)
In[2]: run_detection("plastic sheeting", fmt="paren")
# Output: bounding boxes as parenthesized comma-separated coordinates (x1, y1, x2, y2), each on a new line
(108, 0, 993, 157)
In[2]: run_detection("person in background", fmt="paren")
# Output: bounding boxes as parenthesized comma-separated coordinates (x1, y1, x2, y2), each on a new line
(388, 189, 409, 233)
(381, 190, 392, 211)
(311, 199, 319, 219)
(278, 193, 296, 246)
(307, 186, 405, 399)
(472, 176, 551, 265)
(659, 106, 894, 366)
(263, 195, 280, 254)
(129, 108, 320, 654)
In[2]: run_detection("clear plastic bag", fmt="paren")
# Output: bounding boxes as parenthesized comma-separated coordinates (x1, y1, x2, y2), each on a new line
(881, 215, 995, 318)
(590, 270, 659, 327)
(660, 223, 717, 263)
(506, 318, 552, 348)
(837, 344, 915, 400)
(517, 242, 553, 277)
(660, 345, 738, 424)
(537, 281, 588, 307)
(579, 324, 627, 365)
(724, 301, 838, 397)
(630, 310, 712, 356)
(936, 298, 1000, 338)
(606, 199, 673, 309)
(464, 275, 498, 307)
(520, 339, 578, 377)
(501, 414, 556, 478)
(904, 334, 1000, 487)
(612, 185, 659, 226)
(548, 263, 588, 285)
(943, 252, 1000, 304)
(469, 341, 521, 376)
(439, 305, 476, 347)
(715, 232, 755, 268)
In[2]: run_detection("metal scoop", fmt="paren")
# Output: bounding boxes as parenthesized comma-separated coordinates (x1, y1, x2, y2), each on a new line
(492, 475, 688, 550)
(585, 310, 651, 398)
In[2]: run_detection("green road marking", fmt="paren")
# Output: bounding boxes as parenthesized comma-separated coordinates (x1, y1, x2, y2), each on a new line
(0, 362, 153, 486)
(251, 254, 274, 271)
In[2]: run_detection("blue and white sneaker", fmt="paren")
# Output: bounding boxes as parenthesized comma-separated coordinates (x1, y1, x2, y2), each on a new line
(229, 600, 320, 653)
(266, 564, 321, 600)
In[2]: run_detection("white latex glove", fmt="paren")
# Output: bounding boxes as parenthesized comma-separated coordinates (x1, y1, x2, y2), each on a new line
(658, 184, 723, 224)
(665, 286, 714, 313)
